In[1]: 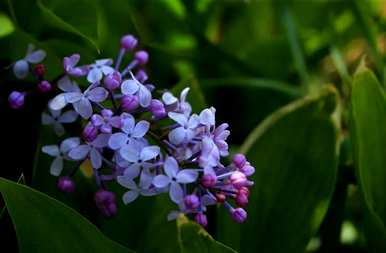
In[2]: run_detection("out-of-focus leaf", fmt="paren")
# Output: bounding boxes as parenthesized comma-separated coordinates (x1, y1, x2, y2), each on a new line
(217, 86, 339, 253)
(0, 177, 135, 253)
(177, 215, 237, 253)
(350, 67, 386, 250)
(0, 12, 14, 38)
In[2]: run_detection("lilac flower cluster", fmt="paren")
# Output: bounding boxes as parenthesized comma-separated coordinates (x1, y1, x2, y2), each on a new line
(8, 34, 255, 226)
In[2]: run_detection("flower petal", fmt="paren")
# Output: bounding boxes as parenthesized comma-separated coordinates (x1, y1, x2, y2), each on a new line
(117, 176, 137, 189)
(92, 133, 110, 148)
(119, 145, 139, 162)
(139, 169, 153, 189)
(86, 87, 108, 102)
(121, 80, 139, 95)
(170, 181, 183, 204)
(73, 98, 92, 119)
(49, 94, 67, 111)
(168, 112, 187, 126)
(122, 114, 135, 133)
(65, 92, 83, 103)
(50, 157, 63, 176)
(108, 133, 127, 150)
(140, 146, 160, 161)
(162, 92, 178, 105)
(68, 144, 90, 160)
(13, 60, 29, 79)
(122, 190, 139, 204)
(176, 169, 198, 184)
(58, 76, 81, 92)
(123, 164, 141, 179)
(53, 122, 65, 136)
(199, 108, 215, 126)
(90, 148, 102, 169)
(87, 68, 103, 83)
(152, 175, 171, 188)
(60, 137, 80, 153)
(168, 127, 186, 145)
(101, 65, 114, 75)
(164, 156, 179, 178)
(42, 145, 60, 157)
(132, 121, 149, 138)
(138, 85, 152, 107)
(25, 50, 46, 63)
(41, 112, 54, 125)
(58, 110, 78, 123)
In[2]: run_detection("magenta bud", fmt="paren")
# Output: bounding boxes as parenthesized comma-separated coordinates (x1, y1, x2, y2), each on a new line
(230, 171, 247, 189)
(149, 99, 166, 119)
(134, 50, 149, 65)
(239, 163, 255, 176)
(34, 64, 45, 77)
(83, 122, 98, 142)
(231, 208, 247, 223)
(101, 109, 113, 118)
(120, 34, 138, 51)
(135, 69, 148, 83)
(104, 71, 121, 91)
(238, 186, 250, 197)
(235, 193, 249, 207)
(184, 194, 200, 209)
(95, 189, 117, 218)
(201, 173, 217, 188)
(38, 80, 52, 92)
(8, 91, 25, 109)
(195, 213, 208, 227)
(233, 153, 246, 168)
(216, 193, 226, 203)
(57, 176, 75, 193)
(121, 94, 139, 111)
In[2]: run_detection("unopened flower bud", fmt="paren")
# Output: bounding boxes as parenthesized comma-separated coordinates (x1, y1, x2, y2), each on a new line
(135, 50, 149, 65)
(230, 171, 247, 189)
(233, 153, 246, 168)
(201, 173, 217, 188)
(231, 207, 247, 223)
(195, 213, 208, 227)
(216, 193, 226, 203)
(38, 80, 52, 92)
(240, 163, 255, 176)
(135, 69, 148, 83)
(104, 71, 121, 91)
(235, 192, 249, 207)
(238, 186, 250, 197)
(149, 99, 166, 119)
(57, 176, 75, 193)
(120, 34, 138, 51)
(121, 94, 139, 111)
(8, 91, 25, 109)
(34, 64, 45, 77)
(184, 194, 200, 209)
(94, 189, 117, 218)
(83, 122, 98, 142)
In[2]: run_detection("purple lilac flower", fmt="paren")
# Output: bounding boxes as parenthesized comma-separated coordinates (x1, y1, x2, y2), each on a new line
(63, 54, 89, 77)
(121, 75, 152, 107)
(167, 112, 199, 145)
(42, 137, 80, 176)
(87, 59, 115, 83)
(116, 176, 157, 204)
(42, 108, 78, 136)
(91, 109, 122, 134)
(13, 44, 46, 79)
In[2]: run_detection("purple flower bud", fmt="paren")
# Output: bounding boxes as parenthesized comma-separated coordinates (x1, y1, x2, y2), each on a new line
(231, 208, 247, 223)
(235, 192, 248, 207)
(57, 176, 75, 193)
(120, 34, 138, 51)
(34, 64, 45, 77)
(121, 94, 139, 111)
(83, 122, 98, 142)
(95, 189, 117, 218)
(104, 71, 121, 91)
(149, 99, 166, 119)
(195, 213, 208, 227)
(135, 50, 149, 65)
(38, 80, 52, 92)
(135, 69, 148, 83)
(201, 173, 217, 188)
(8, 91, 25, 109)
(101, 109, 113, 118)
(230, 171, 247, 189)
(184, 194, 200, 209)
(239, 163, 255, 176)
(233, 153, 246, 169)
(238, 186, 250, 197)
(216, 193, 226, 203)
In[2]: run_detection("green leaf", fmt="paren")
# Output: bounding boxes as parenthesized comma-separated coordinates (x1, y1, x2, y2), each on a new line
(177, 215, 237, 253)
(217, 86, 339, 253)
(0, 177, 135, 253)
(0, 12, 15, 38)
(350, 68, 386, 250)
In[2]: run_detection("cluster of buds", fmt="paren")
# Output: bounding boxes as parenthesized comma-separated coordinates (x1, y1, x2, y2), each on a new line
(7, 34, 255, 226)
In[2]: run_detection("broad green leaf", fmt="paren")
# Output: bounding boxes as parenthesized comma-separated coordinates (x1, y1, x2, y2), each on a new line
(350, 68, 386, 250)
(0, 177, 134, 253)
(0, 12, 14, 38)
(177, 215, 237, 253)
(217, 86, 339, 253)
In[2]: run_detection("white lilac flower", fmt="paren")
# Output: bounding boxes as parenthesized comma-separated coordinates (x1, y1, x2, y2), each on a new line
(42, 137, 80, 176)
(178, 88, 192, 116)
(117, 176, 157, 204)
(119, 143, 160, 179)
(13, 44, 46, 79)
(41, 108, 78, 136)
(121, 75, 151, 107)
(68, 133, 110, 169)
(152, 156, 198, 204)
(108, 113, 149, 151)
(87, 59, 115, 83)
(198, 136, 221, 175)
(199, 107, 216, 128)
(167, 112, 199, 145)
(49, 76, 108, 119)
(212, 123, 230, 156)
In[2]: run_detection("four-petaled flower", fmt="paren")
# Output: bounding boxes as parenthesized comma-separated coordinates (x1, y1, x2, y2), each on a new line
(153, 156, 198, 204)
(121, 76, 151, 107)
(168, 112, 199, 145)
(87, 59, 115, 83)
(117, 176, 157, 204)
(91, 109, 122, 134)
(13, 44, 46, 79)
(42, 108, 78, 136)
(63, 54, 89, 77)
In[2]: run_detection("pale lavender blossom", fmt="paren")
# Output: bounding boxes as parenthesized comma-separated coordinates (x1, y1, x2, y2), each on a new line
(63, 54, 89, 77)
(87, 59, 115, 83)
(42, 137, 80, 176)
(68, 133, 110, 169)
(152, 156, 198, 204)
(116, 176, 157, 204)
(42, 108, 78, 136)
(121, 75, 151, 107)
(91, 109, 122, 134)
(13, 44, 46, 79)
(168, 112, 199, 145)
